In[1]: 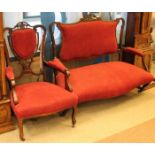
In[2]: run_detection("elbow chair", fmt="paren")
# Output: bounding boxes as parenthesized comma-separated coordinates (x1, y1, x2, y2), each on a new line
(4, 22, 78, 141)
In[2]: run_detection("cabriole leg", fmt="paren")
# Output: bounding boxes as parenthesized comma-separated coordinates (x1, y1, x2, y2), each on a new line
(72, 106, 77, 128)
(17, 119, 25, 141)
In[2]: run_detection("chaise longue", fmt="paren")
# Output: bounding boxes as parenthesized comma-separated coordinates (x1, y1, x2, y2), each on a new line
(45, 14, 155, 104)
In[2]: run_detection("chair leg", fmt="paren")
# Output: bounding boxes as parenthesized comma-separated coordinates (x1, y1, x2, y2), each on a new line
(72, 106, 77, 128)
(137, 83, 149, 93)
(17, 119, 25, 141)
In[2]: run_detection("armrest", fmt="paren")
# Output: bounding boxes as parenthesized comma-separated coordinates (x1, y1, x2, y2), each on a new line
(123, 47, 150, 71)
(6, 66, 15, 80)
(44, 58, 73, 91)
(5, 66, 18, 104)
(123, 47, 144, 57)
(44, 57, 68, 73)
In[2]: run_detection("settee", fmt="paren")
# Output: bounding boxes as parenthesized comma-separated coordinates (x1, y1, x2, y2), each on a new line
(45, 15, 155, 105)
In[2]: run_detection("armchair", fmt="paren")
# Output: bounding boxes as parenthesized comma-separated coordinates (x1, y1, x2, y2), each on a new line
(4, 22, 78, 141)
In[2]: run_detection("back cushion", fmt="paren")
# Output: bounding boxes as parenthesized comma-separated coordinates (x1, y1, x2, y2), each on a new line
(58, 20, 118, 61)
(11, 28, 36, 59)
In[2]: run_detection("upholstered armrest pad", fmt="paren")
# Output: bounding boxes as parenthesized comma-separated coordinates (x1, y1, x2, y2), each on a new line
(47, 57, 68, 73)
(6, 66, 15, 80)
(123, 47, 144, 57)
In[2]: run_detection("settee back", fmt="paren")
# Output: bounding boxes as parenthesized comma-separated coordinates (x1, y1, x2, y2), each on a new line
(49, 16, 125, 64)
(4, 22, 46, 84)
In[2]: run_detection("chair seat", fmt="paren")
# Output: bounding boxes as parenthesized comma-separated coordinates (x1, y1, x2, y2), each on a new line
(57, 61, 154, 103)
(11, 82, 78, 119)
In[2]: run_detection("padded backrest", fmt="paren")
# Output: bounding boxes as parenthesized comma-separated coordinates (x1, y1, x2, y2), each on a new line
(11, 28, 37, 59)
(57, 20, 118, 61)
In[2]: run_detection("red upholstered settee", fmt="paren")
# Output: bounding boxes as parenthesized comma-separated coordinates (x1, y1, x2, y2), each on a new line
(45, 15, 155, 105)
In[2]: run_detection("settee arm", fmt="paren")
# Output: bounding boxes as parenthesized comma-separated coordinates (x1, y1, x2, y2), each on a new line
(123, 47, 144, 57)
(5, 66, 18, 104)
(122, 47, 149, 71)
(44, 58, 73, 91)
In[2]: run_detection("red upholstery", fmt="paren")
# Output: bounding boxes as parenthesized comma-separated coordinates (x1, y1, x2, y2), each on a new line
(11, 28, 36, 59)
(56, 61, 154, 103)
(123, 47, 144, 57)
(47, 57, 68, 73)
(6, 66, 15, 80)
(10, 82, 78, 119)
(58, 21, 118, 61)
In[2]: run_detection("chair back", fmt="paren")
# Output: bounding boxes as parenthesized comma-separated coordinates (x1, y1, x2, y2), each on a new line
(4, 22, 46, 84)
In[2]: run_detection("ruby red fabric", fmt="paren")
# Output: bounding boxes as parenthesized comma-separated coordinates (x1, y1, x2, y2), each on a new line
(5, 66, 15, 80)
(11, 28, 36, 59)
(56, 61, 154, 103)
(10, 82, 78, 119)
(58, 21, 118, 61)
(123, 47, 144, 57)
(47, 57, 68, 73)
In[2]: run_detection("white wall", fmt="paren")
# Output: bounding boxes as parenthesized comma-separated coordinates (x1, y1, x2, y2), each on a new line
(66, 12, 83, 23)
(3, 12, 23, 27)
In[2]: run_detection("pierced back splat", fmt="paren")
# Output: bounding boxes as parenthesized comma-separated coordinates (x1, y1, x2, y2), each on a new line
(4, 22, 46, 81)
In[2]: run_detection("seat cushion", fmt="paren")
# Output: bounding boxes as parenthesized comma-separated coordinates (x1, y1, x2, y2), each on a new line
(56, 61, 154, 103)
(10, 82, 78, 119)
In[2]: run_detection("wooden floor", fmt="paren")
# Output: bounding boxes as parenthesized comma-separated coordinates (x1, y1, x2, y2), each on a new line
(99, 61, 155, 143)
(99, 118, 155, 143)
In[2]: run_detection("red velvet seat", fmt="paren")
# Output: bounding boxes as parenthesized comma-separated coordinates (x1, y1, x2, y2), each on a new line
(56, 61, 154, 103)
(10, 82, 78, 119)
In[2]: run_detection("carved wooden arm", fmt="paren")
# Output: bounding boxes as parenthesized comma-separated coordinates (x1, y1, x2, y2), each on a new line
(122, 47, 149, 71)
(123, 47, 155, 91)
(44, 57, 73, 92)
(5, 66, 18, 104)
(123, 47, 144, 57)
